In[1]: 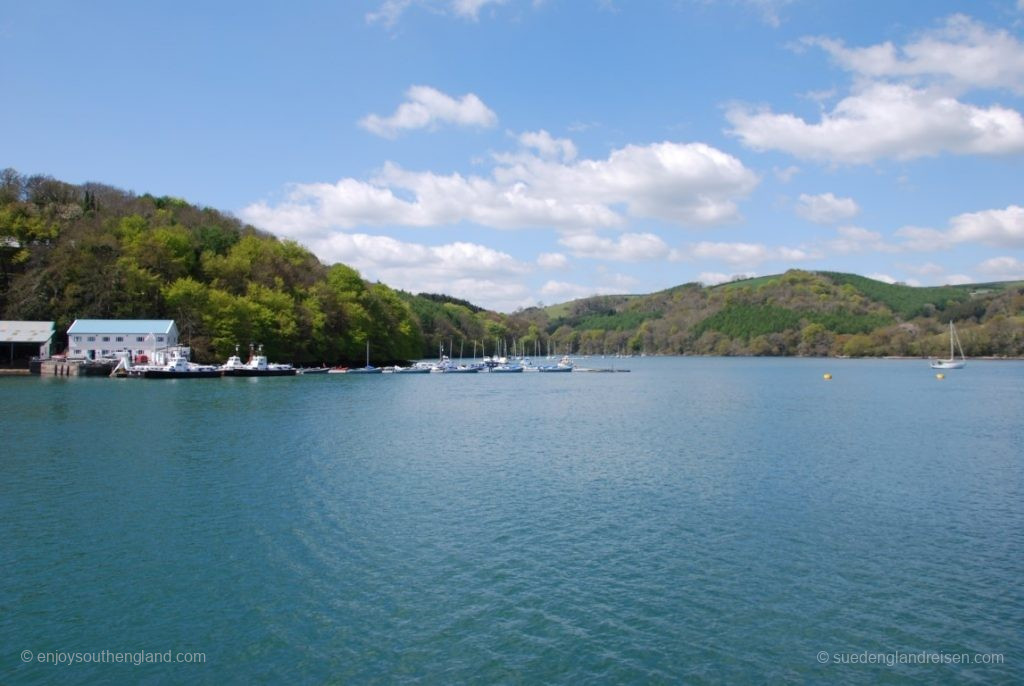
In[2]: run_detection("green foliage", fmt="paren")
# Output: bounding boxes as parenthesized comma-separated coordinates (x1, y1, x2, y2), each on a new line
(693, 304, 802, 341)
(3, 169, 1022, 362)
(0, 170, 427, 365)
(819, 272, 970, 318)
(573, 310, 662, 331)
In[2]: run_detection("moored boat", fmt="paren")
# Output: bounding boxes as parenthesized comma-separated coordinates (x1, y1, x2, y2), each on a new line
(391, 362, 433, 374)
(538, 355, 574, 373)
(490, 363, 523, 373)
(128, 349, 221, 379)
(930, 321, 967, 370)
(220, 345, 296, 377)
(347, 341, 382, 373)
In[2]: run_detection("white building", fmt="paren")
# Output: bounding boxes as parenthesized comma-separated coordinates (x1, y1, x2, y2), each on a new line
(66, 319, 178, 360)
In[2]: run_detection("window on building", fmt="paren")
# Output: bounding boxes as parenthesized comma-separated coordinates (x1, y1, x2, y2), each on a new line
(157, 336, 165, 342)
(136, 336, 145, 342)
(73, 349, 81, 356)
(102, 336, 110, 342)
(73, 336, 81, 342)
(87, 336, 95, 342)
(116, 336, 123, 342)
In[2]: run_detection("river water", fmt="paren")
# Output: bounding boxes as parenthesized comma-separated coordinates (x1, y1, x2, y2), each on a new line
(2, 358, 1022, 683)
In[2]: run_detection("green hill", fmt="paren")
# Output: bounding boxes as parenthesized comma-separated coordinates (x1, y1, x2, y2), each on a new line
(3, 169, 1022, 361)
(519, 270, 1023, 358)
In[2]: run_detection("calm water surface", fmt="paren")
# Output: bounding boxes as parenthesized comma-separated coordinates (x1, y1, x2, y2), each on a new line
(2, 358, 1022, 684)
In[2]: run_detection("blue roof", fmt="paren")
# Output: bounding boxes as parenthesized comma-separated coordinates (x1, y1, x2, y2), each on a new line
(67, 319, 176, 335)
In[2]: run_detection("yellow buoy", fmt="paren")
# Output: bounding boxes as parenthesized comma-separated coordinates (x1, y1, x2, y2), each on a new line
(823, 373, 832, 380)
(936, 373, 945, 380)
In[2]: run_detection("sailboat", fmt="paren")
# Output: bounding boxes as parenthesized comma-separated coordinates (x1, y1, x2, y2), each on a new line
(930, 321, 966, 370)
(347, 340, 382, 374)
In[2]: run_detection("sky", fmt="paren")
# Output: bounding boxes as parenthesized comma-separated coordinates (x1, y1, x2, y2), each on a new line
(4, 0, 1024, 311)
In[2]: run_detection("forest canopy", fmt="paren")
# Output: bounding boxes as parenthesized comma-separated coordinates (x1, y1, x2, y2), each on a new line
(2, 169, 1022, 362)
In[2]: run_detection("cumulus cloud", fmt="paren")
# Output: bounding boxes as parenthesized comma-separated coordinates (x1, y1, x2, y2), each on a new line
(803, 15, 1024, 94)
(539, 280, 621, 301)
(826, 226, 900, 254)
(901, 262, 945, 276)
(867, 273, 898, 284)
(517, 130, 577, 161)
(947, 205, 1024, 247)
(897, 205, 1024, 250)
(681, 241, 818, 267)
(297, 232, 532, 311)
(727, 82, 1024, 163)
(452, 0, 507, 20)
(359, 86, 498, 138)
(729, 15, 1024, 164)
(242, 141, 758, 232)
(367, 0, 507, 26)
(536, 252, 569, 269)
(795, 192, 859, 224)
(976, 256, 1024, 280)
(558, 232, 670, 261)
(697, 271, 758, 286)
(773, 165, 800, 183)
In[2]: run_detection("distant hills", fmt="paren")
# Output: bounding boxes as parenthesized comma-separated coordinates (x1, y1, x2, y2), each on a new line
(2, 169, 1021, 362)
(517, 271, 1023, 358)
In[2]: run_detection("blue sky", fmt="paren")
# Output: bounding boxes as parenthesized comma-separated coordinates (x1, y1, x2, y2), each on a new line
(4, 1, 1024, 311)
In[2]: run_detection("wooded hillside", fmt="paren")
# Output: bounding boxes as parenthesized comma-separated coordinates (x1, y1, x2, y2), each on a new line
(3, 169, 1021, 361)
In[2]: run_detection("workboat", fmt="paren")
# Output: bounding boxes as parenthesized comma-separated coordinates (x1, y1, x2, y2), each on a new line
(220, 345, 296, 377)
(127, 349, 221, 379)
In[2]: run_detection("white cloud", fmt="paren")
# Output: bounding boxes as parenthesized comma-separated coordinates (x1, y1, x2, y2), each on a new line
(947, 205, 1024, 248)
(727, 82, 1024, 163)
(976, 256, 1024, 280)
(242, 141, 758, 232)
(902, 262, 945, 276)
(773, 165, 800, 183)
(795, 192, 859, 224)
(943, 274, 974, 285)
(697, 271, 758, 286)
(804, 15, 1024, 94)
(537, 252, 569, 269)
(867, 273, 898, 284)
(292, 232, 533, 311)
(539, 280, 620, 301)
(359, 85, 498, 138)
(734, 0, 794, 28)
(683, 241, 817, 267)
(558, 232, 670, 261)
(897, 205, 1024, 250)
(367, 0, 507, 26)
(826, 225, 900, 254)
(452, 0, 507, 20)
(517, 129, 577, 161)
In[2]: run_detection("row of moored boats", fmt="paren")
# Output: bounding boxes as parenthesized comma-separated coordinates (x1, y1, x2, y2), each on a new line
(113, 346, 580, 379)
(344, 354, 576, 375)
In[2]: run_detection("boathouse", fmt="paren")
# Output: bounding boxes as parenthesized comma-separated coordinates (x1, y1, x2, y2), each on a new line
(0, 320, 55, 368)
(66, 319, 178, 360)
